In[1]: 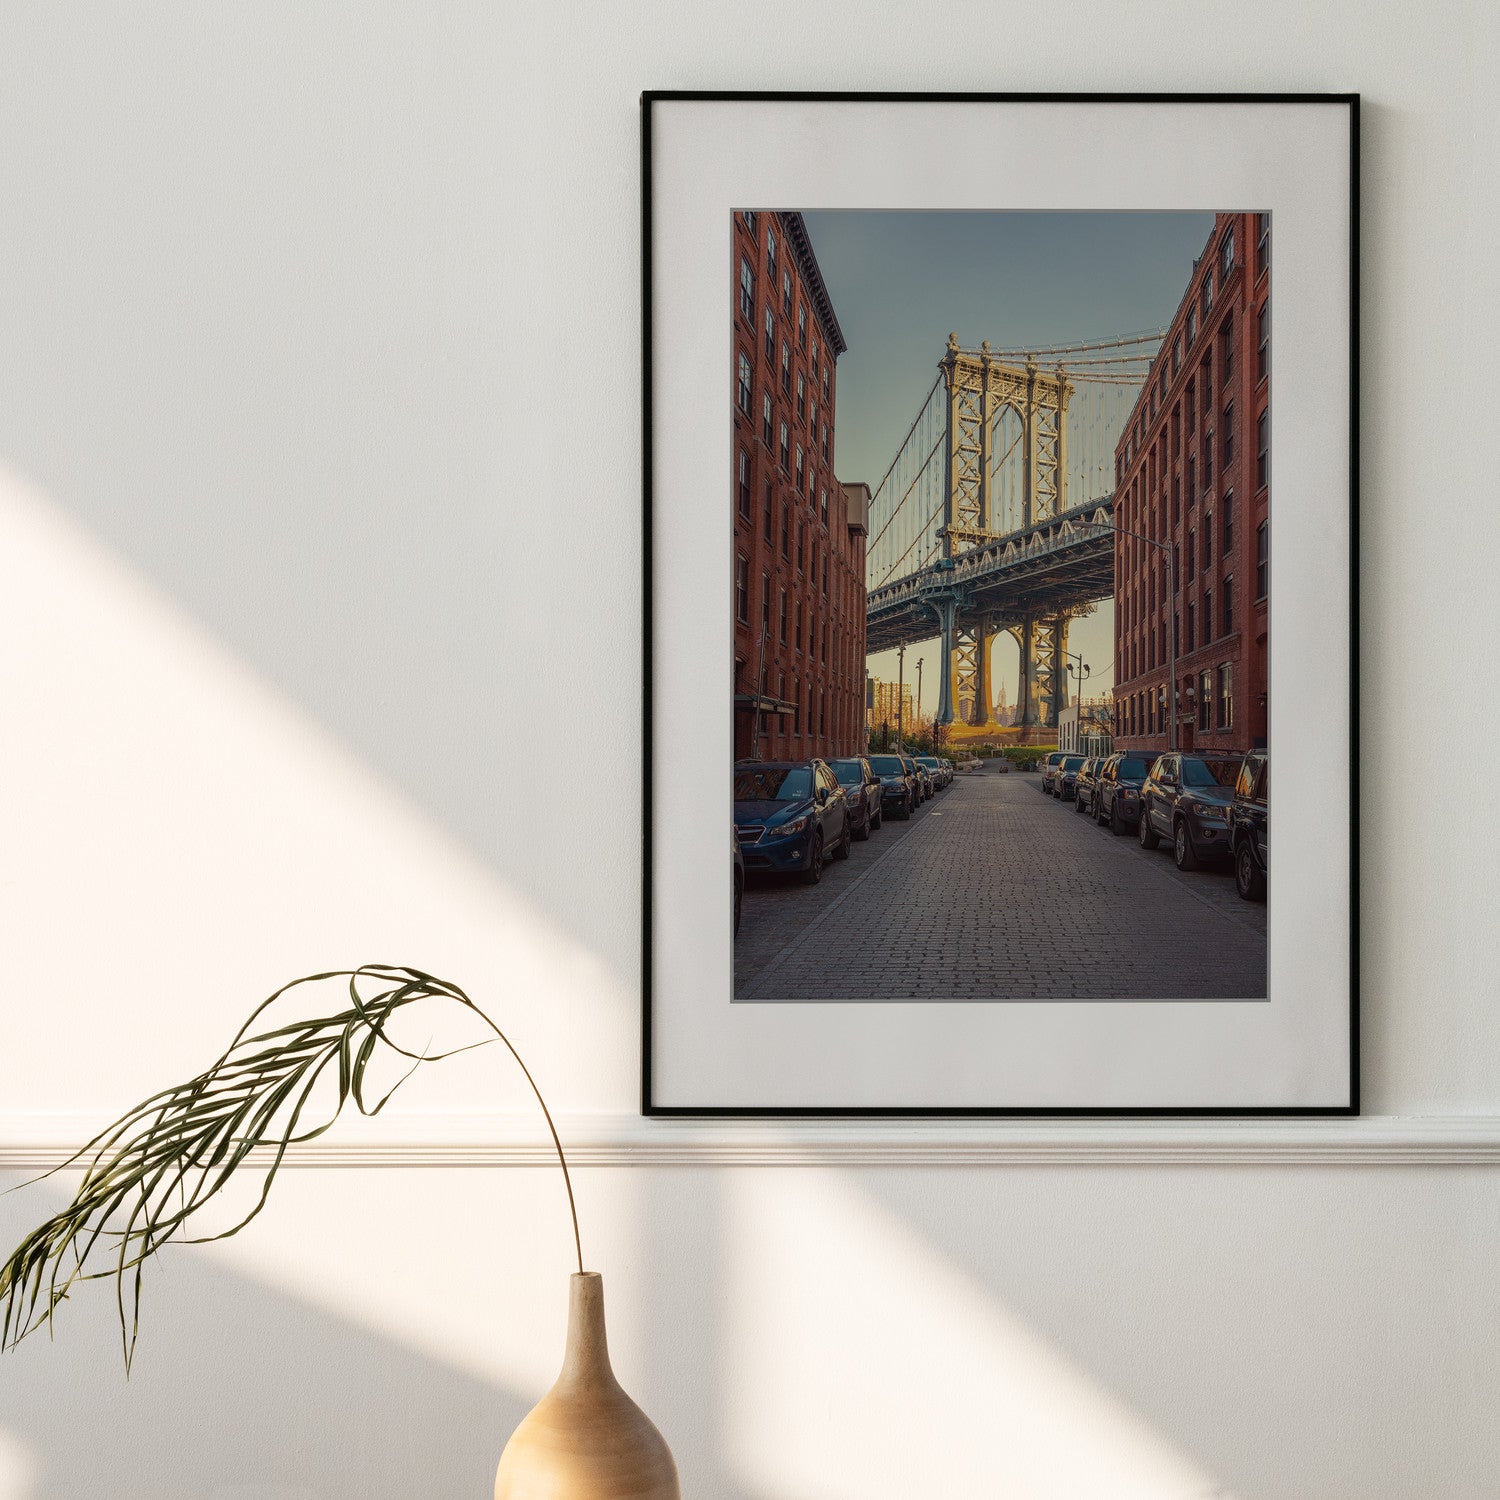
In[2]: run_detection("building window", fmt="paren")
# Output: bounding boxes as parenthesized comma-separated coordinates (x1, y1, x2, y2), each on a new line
(743, 209, 757, 234)
(736, 554, 749, 624)
(821, 421, 829, 459)
(737, 448, 751, 518)
(1256, 213, 1269, 276)
(1201, 264, 1214, 317)
(1203, 431, 1213, 488)
(1187, 305, 1197, 346)
(778, 589, 787, 643)
(1202, 587, 1212, 642)
(736, 352, 752, 416)
(1201, 358, 1212, 411)
(1203, 513, 1213, 564)
(1174, 611, 1181, 657)
(797, 305, 807, 349)
(1221, 225, 1235, 279)
(779, 420, 789, 469)
(810, 397, 817, 431)
(794, 445, 804, 491)
(1220, 318, 1234, 387)
(739, 257, 754, 321)
(820, 486, 828, 524)
(1186, 378, 1196, 433)
(1198, 669, 1213, 731)
(1173, 333, 1182, 374)
(764, 307, 775, 360)
(766, 226, 777, 277)
(782, 268, 792, 315)
(1218, 662, 1233, 729)
(1187, 455, 1196, 506)
(780, 499, 790, 558)
(763, 480, 773, 542)
(1222, 574, 1234, 635)
(796, 372, 805, 421)
(1223, 402, 1235, 465)
(1186, 600, 1195, 652)
(780, 342, 791, 393)
(1256, 411, 1269, 488)
(1187, 529, 1196, 578)
(1222, 490, 1234, 554)
(761, 572, 771, 633)
(1258, 303, 1270, 382)
(794, 600, 802, 650)
(1256, 520, 1269, 599)
(762, 391, 772, 446)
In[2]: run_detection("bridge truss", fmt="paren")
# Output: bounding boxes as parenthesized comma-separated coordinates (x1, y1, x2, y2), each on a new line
(864, 330, 1159, 729)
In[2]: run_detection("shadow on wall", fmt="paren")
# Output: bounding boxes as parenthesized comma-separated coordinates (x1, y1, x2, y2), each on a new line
(0, 1182, 525, 1500)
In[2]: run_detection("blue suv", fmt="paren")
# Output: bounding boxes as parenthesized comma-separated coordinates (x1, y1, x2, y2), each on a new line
(733, 759, 851, 884)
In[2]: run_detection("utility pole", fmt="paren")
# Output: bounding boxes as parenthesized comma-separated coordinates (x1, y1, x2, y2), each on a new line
(896, 643, 906, 752)
(915, 657, 924, 747)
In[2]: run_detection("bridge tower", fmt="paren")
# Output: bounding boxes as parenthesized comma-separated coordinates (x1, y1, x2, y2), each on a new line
(937, 335, 1073, 727)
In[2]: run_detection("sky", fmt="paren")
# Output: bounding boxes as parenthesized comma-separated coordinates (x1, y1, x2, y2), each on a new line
(799, 209, 1217, 720)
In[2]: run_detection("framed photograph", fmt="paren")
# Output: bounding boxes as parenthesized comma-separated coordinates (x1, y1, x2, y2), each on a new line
(643, 92, 1357, 1115)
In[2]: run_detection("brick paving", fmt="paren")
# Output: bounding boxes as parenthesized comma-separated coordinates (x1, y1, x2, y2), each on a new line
(734, 768, 1267, 1002)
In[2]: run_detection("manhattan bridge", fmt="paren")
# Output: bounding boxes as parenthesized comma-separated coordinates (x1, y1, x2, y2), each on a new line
(865, 330, 1161, 734)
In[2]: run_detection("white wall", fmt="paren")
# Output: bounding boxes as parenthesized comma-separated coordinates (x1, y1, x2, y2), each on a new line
(2, 4, 1498, 1497)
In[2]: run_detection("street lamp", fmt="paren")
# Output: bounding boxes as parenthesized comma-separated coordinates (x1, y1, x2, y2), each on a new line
(1080, 518, 1179, 752)
(1066, 651, 1090, 753)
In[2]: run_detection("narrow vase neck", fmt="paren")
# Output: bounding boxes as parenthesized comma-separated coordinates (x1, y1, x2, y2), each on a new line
(558, 1271, 614, 1388)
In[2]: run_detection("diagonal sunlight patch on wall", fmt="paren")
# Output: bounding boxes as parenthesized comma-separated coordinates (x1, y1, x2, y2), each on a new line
(727, 1170, 1237, 1500)
(0, 465, 633, 1120)
(0, 465, 649, 1397)
(0, 1429, 39, 1500)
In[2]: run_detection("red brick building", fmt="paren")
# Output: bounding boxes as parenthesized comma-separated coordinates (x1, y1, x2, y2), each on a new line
(731, 210, 866, 762)
(1112, 211, 1270, 756)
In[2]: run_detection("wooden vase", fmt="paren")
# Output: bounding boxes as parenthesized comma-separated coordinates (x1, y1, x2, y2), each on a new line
(495, 1272, 680, 1500)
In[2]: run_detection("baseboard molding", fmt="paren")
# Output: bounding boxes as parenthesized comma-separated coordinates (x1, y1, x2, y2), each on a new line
(5, 1112, 1500, 1169)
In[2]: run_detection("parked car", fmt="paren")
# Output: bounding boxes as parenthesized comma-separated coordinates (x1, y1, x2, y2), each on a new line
(829, 756, 884, 840)
(916, 756, 948, 791)
(866, 753, 917, 819)
(1137, 752, 1245, 870)
(940, 758, 956, 782)
(1092, 752, 1153, 834)
(907, 755, 932, 803)
(1072, 756, 1103, 815)
(732, 825, 744, 936)
(1041, 751, 1067, 794)
(1055, 755, 1087, 802)
(1228, 750, 1269, 901)
(733, 759, 851, 884)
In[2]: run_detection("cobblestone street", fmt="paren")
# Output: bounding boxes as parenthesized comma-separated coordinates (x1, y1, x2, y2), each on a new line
(735, 769, 1267, 1001)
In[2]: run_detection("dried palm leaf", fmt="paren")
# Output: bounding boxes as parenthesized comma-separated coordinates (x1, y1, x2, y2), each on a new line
(0, 965, 581, 1370)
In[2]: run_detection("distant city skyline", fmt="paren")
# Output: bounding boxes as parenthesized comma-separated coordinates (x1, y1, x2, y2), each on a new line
(801, 209, 1218, 720)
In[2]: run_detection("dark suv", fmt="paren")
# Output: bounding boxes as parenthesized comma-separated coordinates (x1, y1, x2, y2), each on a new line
(1055, 755, 1087, 802)
(1138, 752, 1245, 870)
(1092, 752, 1152, 834)
(866, 753, 917, 820)
(733, 760, 851, 884)
(1228, 750, 1269, 901)
(828, 756, 883, 840)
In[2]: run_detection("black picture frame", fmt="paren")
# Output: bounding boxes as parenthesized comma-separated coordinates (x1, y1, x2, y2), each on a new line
(642, 90, 1359, 1118)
